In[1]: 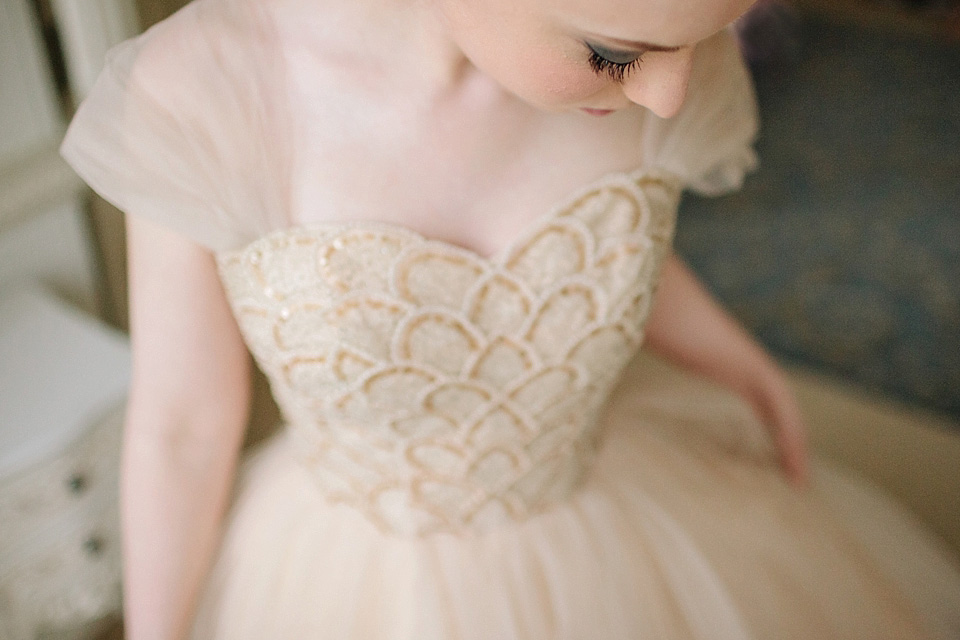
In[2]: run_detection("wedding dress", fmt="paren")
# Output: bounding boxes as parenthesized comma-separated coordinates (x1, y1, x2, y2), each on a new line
(60, 1, 960, 636)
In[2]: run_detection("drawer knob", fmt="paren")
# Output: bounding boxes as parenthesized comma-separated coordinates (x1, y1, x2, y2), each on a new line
(67, 472, 87, 494)
(83, 534, 105, 556)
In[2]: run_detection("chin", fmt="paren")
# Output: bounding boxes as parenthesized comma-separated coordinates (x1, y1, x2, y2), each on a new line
(515, 90, 601, 113)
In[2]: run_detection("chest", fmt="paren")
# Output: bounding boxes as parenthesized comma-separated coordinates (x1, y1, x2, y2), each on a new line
(283, 71, 648, 258)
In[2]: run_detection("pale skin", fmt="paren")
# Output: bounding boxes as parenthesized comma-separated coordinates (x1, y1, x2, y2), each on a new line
(122, 0, 807, 637)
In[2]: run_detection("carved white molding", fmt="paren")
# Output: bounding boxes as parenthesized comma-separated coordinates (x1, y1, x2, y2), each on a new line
(0, 0, 104, 308)
(0, 0, 63, 160)
(0, 144, 83, 235)
(50, 0, 140, 100)
(0, 0, 84, 232)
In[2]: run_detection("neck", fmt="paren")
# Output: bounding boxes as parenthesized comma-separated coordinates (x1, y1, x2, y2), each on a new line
(351, 0, 475, 91)
(413, 1, 476, 87)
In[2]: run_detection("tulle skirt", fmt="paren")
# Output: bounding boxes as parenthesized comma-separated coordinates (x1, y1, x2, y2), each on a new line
(190, 357, 960, 639)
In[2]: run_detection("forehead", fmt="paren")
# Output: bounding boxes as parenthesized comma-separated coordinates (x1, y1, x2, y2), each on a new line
(540, 0, 756, 45)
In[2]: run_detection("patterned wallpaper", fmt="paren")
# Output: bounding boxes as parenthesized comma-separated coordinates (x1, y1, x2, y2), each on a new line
(676, 14, 960, 422)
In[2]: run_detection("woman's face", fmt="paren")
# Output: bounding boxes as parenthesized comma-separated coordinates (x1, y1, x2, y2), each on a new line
(432, 0, 756, 117)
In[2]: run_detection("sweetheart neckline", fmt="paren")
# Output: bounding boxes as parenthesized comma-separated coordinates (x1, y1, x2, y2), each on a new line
(217, 166, 680, 265)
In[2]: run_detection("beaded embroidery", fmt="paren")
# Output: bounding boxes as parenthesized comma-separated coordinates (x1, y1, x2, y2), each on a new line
(216, 171, 680, 536)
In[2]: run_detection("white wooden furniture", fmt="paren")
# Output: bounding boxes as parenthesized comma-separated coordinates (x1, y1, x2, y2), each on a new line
(0, 288, 129, 640)
(0, 0, 137, 636)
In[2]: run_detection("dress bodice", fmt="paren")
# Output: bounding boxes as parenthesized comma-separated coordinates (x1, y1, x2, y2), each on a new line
(216, 170, 681, 536)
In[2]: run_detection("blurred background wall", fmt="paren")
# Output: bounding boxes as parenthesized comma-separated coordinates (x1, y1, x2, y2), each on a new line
(681, 0, 960, 422)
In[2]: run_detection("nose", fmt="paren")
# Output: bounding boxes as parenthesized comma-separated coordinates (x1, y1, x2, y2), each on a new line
(621, 49, 695, 118)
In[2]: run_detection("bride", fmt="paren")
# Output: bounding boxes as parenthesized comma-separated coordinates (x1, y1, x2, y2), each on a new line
(61, 0, 960, 636)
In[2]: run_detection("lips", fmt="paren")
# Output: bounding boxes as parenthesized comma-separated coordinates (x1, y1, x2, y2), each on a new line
(580, 108, 615, 117)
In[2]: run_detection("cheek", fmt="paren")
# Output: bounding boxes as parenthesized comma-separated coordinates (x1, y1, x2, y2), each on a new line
(439, 5, 608, 109)
(531, 57, 606, 102)
(484, 45, 609, 108)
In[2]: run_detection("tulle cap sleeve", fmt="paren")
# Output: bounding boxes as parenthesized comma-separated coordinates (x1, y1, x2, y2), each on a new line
(642, 28, 759, 196)
(60, 3, 275, 251)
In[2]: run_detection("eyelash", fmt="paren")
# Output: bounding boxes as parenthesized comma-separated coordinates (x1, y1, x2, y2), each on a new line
(586, 50, 643, 83)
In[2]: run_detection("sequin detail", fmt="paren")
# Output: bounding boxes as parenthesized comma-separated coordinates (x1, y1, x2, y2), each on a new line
(217, 171, 680, 535)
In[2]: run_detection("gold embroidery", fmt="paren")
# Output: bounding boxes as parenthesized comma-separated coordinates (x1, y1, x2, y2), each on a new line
(216, 172, 679, 536)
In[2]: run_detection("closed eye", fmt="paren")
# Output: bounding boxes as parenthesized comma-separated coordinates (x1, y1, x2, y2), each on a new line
(585, 43, 645, 83)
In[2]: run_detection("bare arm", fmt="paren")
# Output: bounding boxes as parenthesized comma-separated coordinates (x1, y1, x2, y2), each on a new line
(122, 216, 251, 640)
(645, 253, 808, 484)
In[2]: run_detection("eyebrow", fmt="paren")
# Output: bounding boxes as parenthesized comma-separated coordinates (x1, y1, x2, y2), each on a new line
(586, 34, 684, 53)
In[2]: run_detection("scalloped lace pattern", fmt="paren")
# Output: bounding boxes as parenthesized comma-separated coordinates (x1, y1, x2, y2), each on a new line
(216, 172, 681, 536)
